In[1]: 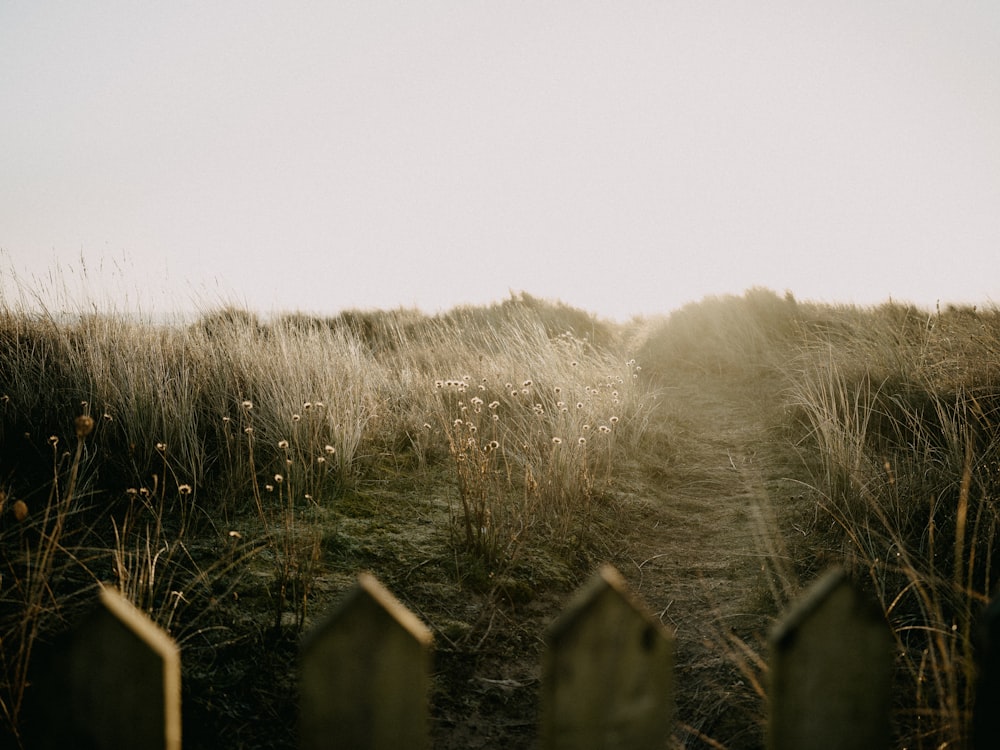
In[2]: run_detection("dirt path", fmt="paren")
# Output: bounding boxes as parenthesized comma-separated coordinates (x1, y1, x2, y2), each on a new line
(430, 368, 813, 750)
(609, 370, 810, 749)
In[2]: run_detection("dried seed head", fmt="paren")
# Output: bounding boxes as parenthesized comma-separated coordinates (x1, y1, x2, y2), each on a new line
(242, 400, 253, 410)
(12, 500, 28, 522)
(73, 414, 94, 437)
(278, 439, 289, 449)
(178, 484, 192, 495)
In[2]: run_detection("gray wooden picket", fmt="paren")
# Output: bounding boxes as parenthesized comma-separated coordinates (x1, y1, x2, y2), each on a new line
(768, 567, 893, 750)
(66, 584, 182, 750)
(540, 564, 674, 750)
(298, 571, 434, 750)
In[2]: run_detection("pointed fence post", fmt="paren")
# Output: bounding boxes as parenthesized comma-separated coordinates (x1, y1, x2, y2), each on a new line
(299, 572, 434, 750)
(769, 568, 893, 750)
(66, 584, 182, 750)
(541, 564, 674, 750)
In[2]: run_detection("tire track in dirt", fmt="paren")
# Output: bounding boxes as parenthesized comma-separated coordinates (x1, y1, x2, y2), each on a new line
(610, 371, 808, 749)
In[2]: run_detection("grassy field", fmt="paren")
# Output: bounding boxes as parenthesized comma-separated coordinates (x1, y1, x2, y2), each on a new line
(1, 287, 998, 748)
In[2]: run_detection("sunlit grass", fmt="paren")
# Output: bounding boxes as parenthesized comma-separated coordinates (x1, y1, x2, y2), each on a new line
(0, 287, 654, 746)
(5, 283, 1000, 748)
(785, 302, 1000, 749)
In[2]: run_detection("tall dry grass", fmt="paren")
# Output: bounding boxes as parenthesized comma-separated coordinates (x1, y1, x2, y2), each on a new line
(0, 288, 655, 745)
(787, 302, 1000, 748)
(638, 290, 1000, 746)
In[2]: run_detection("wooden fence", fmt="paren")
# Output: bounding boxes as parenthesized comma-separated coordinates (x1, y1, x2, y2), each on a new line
(24, 564, 1000, 749)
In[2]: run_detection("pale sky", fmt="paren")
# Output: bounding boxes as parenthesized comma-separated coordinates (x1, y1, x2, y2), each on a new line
(2, 2, 999, 320)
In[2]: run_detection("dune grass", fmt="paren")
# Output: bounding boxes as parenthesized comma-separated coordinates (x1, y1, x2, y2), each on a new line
(0, 289, 654, 747)
(3, 285, 1000, 748)
(637, 289, 1000, 748)
(784, 303, 1000, 748)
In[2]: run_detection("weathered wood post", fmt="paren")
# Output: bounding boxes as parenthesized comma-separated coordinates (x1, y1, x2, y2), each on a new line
(769, 568, 893, 750)
(541, 564, 674, 750)
(66, 584, 182, 750)
(299, 572, 434, 750)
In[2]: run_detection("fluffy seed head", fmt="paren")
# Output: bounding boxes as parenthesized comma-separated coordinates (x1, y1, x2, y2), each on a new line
(73, 414, 94, 437)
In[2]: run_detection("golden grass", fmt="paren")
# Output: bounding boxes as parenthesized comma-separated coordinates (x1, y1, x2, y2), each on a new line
(0, 289, 653, 747)
(4, 285, 1000, 748)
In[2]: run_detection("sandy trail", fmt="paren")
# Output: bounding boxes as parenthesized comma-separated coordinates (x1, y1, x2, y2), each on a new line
(610, 370, 808, 749)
